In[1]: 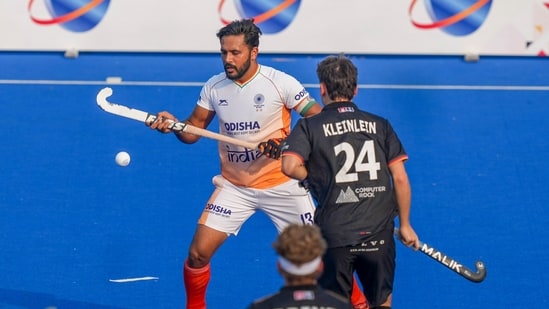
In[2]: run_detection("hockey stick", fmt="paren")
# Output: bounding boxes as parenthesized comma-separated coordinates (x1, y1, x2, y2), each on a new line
(96, 87, 258, 149)
(394, 228, 486, 283)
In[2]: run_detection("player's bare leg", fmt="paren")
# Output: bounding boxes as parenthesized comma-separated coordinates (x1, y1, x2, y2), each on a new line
(184, 224, 228, 309)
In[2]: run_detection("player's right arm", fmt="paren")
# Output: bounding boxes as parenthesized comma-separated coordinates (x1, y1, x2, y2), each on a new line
(389, 160, 419, 249)
(176, 105, 216, 144)
(281, 152, 308, 181)
(281, 119, 310, 180)
(148, 105, 216, 144)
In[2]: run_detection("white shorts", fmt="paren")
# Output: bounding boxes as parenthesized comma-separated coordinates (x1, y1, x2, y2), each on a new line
(198, 175, 316, 235)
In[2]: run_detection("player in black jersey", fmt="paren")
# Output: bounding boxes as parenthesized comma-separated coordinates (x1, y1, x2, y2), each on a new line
(247, 224, 353, 309)
(281, 54, 420, 309)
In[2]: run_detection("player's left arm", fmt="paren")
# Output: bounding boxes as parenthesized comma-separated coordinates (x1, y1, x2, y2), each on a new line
(281, 152, 308, 181)
(389, 159, 420, 249)
(294, 98, 322, 117)
(280, 71, 322, 118)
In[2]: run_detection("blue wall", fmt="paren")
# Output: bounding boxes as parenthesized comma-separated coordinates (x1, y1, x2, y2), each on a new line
(1, 52, 548, 308)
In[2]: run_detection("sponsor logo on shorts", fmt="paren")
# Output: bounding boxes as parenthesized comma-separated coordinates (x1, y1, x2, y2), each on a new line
(350, 238, 387, 253)
(205, 203, 232, 217)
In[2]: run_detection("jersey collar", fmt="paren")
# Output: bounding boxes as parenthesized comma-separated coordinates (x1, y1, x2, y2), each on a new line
(234, 64, 261, 87)
(322, 101, 357, 111)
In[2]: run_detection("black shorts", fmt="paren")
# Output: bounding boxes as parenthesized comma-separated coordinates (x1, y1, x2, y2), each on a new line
(319, 228, 395, 307)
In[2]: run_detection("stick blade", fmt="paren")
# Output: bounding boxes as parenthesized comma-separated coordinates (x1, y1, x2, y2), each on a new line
(96, 87, 113, 109)
(96, 87, 149, 123)
(464, 261, 487, 283)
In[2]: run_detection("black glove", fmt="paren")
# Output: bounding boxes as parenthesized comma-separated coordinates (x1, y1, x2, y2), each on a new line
(298, 178, 310, 191)
(258, 138, 286, 159)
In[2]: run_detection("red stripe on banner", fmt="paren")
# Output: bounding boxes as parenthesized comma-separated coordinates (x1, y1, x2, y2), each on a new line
(409, 0, 490, 30)
(28, 0, 105, 25)
(253, 0, 296, 24)
(218, 0, 231, 25)
(218, 0, 297, 25)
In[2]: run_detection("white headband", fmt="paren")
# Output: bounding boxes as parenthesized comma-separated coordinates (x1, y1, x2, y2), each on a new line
(278, 256, 321, 276)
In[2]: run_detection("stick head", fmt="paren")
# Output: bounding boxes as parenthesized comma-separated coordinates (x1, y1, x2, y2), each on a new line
(468, 261, 487, 283)
(96, 87, 113, 110)
(95, 87, 149, 123)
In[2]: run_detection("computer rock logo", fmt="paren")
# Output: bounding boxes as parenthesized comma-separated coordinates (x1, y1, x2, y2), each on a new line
(28, 0, 111, 32)
(409, 0, 493, 36)
(218, 0, 302, 34)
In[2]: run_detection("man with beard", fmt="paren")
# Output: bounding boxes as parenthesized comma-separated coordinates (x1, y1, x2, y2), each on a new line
(147, 19, 349, 309)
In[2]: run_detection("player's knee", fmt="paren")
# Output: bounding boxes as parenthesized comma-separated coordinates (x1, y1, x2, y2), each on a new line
(187, 249, 212, 268)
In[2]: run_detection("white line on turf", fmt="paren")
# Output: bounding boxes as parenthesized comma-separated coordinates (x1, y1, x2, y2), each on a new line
(109, 276, 159, 283)
(0, 79, 548, 91)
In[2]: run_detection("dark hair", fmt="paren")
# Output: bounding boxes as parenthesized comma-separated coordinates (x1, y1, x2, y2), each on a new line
(216, 19, 262, 48)
(316, 54, 358, 101)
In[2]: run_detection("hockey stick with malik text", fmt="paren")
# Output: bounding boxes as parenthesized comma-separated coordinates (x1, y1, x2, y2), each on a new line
(394, 228, 487, 283)
(96, 87, 258, 149)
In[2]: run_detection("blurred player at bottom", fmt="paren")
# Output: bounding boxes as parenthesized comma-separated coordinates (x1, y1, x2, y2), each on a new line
(247, 224, 353, 309)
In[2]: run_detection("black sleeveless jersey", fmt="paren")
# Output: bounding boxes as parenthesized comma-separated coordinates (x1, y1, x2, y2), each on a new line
(247, 284, 352, 309)
(283, 102, 408, 247)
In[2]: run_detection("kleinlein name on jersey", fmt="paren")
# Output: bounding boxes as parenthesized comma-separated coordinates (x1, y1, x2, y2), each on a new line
(323, 119, 376, 136)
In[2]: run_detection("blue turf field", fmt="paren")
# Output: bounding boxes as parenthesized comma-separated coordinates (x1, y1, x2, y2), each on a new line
(0, 52, 548, 308)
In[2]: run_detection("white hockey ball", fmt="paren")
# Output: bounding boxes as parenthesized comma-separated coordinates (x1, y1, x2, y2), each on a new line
(115, 151, 131, 167)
